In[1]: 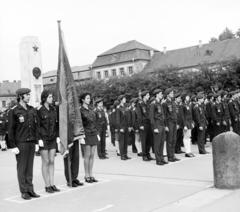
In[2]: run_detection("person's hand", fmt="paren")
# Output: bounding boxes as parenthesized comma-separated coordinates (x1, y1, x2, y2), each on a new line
(216, 122, 220, 126)
(154, 129, 159, 133)
(192, 123, 195, 128)
(35, 145, 39, 152)
(199, 126, 203, 130)
(120, 129, 124, 133)
(184, 126, 188, 131)
(140, 126, 144, 130)
(56, 137, 61, 144)
(38, 139, 44, 147)
(97, 134, 101, 141)
(223, 121, 227, 126)
(128, 127, 132, 132)
(79, 137, 85, 144)
(165, 127, 169, 132)
(177, 125, 180, 130)
(230, 126, 233, 131)
(11, 147, 19, 155)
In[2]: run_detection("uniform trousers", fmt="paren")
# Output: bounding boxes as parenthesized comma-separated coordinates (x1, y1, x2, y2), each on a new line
(119, 130, 128, 157)
(97, 128, 106, 157)
(153, 126, 165, 162)
(166, 121, 177, 160)
(197, 128, 206, 153)
(139, 121, 152, 157)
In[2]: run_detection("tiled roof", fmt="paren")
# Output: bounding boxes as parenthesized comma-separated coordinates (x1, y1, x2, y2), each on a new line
(92, 40, 159, 68)
(0, 81, 21, 96)
(43, 64, 91, 78)
(143, 38, 240, 73)
(99, 40, 158, 56)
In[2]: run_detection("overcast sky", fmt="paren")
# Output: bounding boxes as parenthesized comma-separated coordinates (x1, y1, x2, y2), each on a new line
(0, 0, 240, 81)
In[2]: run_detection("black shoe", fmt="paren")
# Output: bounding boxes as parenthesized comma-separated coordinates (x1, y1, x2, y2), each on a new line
(51, 185, 60, 192)
(45, 186, 54, 193)
(121, 156, 127, 160)
(143, 156, 150, 161)
(168, 158, 176, 162)
(175, 150, 185, 154)
(1, 148, 7, 151)
(67, 182, 78, 187)
(190, 153, 195, 157)
(102, 156, 109, 159)
(147, 156, 155, 160)
(185, 153, 193, 158)
(21, 193, 31, 200)
(125, 156, 131, 160)
(117, 153, 120, 156)
(90, 177, 98, 183)
(28, 191, 40, 198)
(137, 152, 143, 157)
(199, 151, 209, 154)
(73, 179, 84, 186)
(161, 160, 168, 164)
(85, 177, 93, 183)
(156, 161, 165, 165)
(173, 157, 180, 161)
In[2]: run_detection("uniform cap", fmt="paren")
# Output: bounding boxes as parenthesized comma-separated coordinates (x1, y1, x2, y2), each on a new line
(95, 97, 103, 104)
(196, 93, 204, 100)
(141, 90, 149, 97)
(117, 95, 126, 101)
(16, 88, 31, 96)
(153, 88, 162, 95)
(164, 88, 173, 96)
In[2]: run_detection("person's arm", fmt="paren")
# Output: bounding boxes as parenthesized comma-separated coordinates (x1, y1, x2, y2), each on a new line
(8, 109, 17, 148)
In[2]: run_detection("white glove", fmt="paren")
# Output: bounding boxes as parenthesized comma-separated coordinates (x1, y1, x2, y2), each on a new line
(184, 126, 188, 131)
(35, 145, 39, 152)
(56, 137, 61, 144)
(140, 126, 144, 130)
(154, 129, 159, 133)
(97, 134, 100, 141)
(11, 147, 20, 155)
(38, 139, 44, 147)
(79, 137, 85, 144)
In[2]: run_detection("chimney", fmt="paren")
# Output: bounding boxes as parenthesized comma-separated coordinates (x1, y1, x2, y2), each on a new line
(198, 40, 202, 48)
(163, 47, 167, 54)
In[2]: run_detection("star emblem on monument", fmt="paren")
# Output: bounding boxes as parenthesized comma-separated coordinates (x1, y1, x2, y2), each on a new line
(33, 45, 39, 52)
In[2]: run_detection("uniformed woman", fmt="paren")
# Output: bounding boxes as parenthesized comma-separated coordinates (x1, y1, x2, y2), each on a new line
(37, 90, 60, 193)
(80, 93, 99, 183)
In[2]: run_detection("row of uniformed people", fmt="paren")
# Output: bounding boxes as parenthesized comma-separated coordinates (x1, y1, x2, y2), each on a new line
(109, 88, 214, 165)
(7, 89, 101, 200)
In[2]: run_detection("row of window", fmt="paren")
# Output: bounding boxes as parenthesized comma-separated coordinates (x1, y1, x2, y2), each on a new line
(96, 66, 133, 79)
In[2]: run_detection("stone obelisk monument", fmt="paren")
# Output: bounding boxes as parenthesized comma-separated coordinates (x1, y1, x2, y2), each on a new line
(19, 36, 43, 107)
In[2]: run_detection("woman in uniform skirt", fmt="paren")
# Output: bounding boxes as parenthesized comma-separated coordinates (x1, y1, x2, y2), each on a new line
(37, 90, 60, 193)
(80, 93, 99, 183)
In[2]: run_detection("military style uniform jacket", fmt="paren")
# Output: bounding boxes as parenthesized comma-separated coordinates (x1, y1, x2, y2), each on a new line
(222, 100, 231, 123)
(228, 100, 240, 123)
(211, 102, 224, 124)
(109, 109, 117, 131)
(8, 104, 39, 148)
(176, 102, 184, 128)
(149, 100, 165, 130)
(183, 102, 194, 129)
(205, 101, 213, 123)
(95, 108, 107, 132)
(163, 98, 177, 126)
(80, 106, 98, 136)
(130, 106, 139, 131)
(37, 105, 59, 141)
(0, 112, 7, 136)
(136, 101, 150, 127)
(116, 105, 129, 131)
(193, 103, 207, 128)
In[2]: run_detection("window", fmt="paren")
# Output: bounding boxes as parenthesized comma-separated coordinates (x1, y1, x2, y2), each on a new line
(112, 69, 117, 76)
(120, 68, 125, 76)
(104, 70, 109, 78)
(128, 66, 133, 75)
(97, 71, 101, 79)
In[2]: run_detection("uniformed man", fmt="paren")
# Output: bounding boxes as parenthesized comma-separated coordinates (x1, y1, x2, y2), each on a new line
(221, 91, 231, 132)
(0, 109, 7, 151)
(163, 88, 180, 162)
(136, 90, 154, 161)
(116, 95, 131, 160)
(109, 105, 116, 147)
(150, 89, 168, 165)
(228, 91, 240, 134)
(95, 98, 108, 159)
(193, 93, 208, 154)
(8, 88, 40, 200)
(205, 93, 214, 142)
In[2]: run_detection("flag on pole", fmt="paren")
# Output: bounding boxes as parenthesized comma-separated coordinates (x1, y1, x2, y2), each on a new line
(56, 20, 84, 155)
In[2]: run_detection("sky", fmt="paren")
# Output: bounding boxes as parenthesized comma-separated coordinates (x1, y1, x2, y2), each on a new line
(0, 0, 240, 81)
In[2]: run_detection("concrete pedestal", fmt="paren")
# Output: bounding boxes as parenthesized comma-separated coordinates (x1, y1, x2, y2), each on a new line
(212, 131, 240, 189)
(19, 36, 43, 107)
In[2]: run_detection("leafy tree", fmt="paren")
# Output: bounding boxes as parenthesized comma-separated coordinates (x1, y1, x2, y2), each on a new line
(218, 27, 235, 41)
(209, 37, 218, 43)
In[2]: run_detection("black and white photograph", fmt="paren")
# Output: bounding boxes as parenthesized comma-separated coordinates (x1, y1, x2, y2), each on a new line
(0, 0, 240, 211)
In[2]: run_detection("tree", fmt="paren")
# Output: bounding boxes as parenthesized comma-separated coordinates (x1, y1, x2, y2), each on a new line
(218, 27, 235, 41)
(236, 28, 240, 38)
(209, 37, 218, 43)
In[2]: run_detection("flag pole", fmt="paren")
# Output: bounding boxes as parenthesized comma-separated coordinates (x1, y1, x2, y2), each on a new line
(57, 20, 73, 187)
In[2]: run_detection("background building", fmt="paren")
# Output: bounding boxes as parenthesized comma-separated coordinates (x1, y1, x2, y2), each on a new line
(0, 80, 20, 110)
(91, 40, 159, 80)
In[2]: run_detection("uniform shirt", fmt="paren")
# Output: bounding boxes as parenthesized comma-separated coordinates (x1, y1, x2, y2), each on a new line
(163, 98, 177, 125)
(37, 105, 59, 141)
(95, 108, 107, 131)
(0, 112, 7, 135)
(183, 102, 194, 129)
(193, 103, 207, 128)
(80, 106, 98, 136)
(149, 100, 165, 129)
(8, 103, 38, 148)
(136, 101, 150, 126)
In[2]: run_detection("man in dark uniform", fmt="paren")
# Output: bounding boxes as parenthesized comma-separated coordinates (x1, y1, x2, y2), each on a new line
(149, 89, 168, 165)
(221, 91, 231, 132)
(163, 88, 180, 162)
(205, 93, 214, 142)
(95, 98, 108, 159)
(0, 110, 7, 151)
(193, 93, 208, 154)
(109, 105, 116, 147)
(8, 88, 40, 200)
(136, 90, 154, 161)
(228, 91, 240, 134)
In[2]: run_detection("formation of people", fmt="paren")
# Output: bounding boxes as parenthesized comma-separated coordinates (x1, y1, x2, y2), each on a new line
(0, 86, 239, 200)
